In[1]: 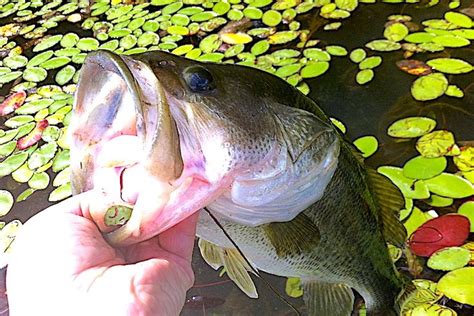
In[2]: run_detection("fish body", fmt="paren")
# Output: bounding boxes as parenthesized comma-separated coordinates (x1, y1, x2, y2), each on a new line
(70, 50, 407, 315)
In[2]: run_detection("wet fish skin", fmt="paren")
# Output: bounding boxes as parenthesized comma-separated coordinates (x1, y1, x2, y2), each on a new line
(71, 50, 406, 315)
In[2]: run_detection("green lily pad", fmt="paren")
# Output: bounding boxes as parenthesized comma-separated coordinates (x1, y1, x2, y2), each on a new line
(11, 162, 33, 183)
(300, 61, 329, 78)
(426, 58, 473, 74)
(52, 167, 70, 187)
(325, 45, 347, 56)
(55, 65, 76, 85)
(3, 55, 28, 69)
(49, 182, 71, 202)
(411, 73, 448, 101)
(425, 195, 453, 207)
(268, 31, 300, 45)
(359, 56, 382, 70)
(276, 63, 302, 78)
(349, 48, 366, 63)
(250, 40, 270, 56)
(405, 32, 436, 43)
(403, 207, 433, 237)
(40, 57, 71, 70)
(285, 277, 303, 298)
(444, 11, 472, 28)
(23, 67, 47, 82)
(28, 171, 50, 190)
(5, 115, 34, 128)
(262, 10, 282, 27)
(432, 35, 470, 47)
(458, 202, 474, 232)
(454, 146, 474, 172)
(353, 135, 378, 157)
(0, 141, 16, 159)
(303, 48, 331, 62)
(427, 247, 470, 271)
(28, 142, 57, 170)
(335, 0, 358, 11)
(0, 71, 22, 84)
(33, 34, 62, 52)
(387, 117, 436, 138)
(403, 156, 447, 180)
(416, 130, 455, 158)
(423, 173, 474, 199)
(0, 152, 28, 178)
(377, 166, 430, 199)
(384, 22, 409, 42)
(27, 50, 53, 67)
(445, 85, 464, 98)
(406, 304, 457, 316)
(76, 37, 100, 51)
(365, 39, 401, 51)
(0, 190, 13, 216)
(437, 267, 474, 305)
(16, 99, 53, 115)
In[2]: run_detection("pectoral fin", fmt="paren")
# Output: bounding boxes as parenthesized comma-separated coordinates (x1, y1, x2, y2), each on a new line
(198, 238, 258, 298)
(301, 280, 355, 316)
(262, 212, 320, 257)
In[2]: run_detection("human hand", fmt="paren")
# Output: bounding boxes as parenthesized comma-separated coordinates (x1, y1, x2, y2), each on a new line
(6, 190, 198, 316)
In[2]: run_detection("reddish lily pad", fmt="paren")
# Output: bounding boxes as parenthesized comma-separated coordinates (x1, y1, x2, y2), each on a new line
(408, 214, 470, 257)
(396, 60, 432, 76)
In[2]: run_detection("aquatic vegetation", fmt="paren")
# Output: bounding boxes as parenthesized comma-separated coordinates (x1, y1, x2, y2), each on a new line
(0, 0, 472, 314)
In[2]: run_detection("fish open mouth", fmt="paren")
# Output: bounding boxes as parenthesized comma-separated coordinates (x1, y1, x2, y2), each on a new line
(70, 50, 188, 245)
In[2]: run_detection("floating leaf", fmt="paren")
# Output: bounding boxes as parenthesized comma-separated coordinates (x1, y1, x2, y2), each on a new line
(405, 304, 457, 316)
(28, 142, 57, 170)
(28, 172, 49, 190)
(356, 69, 374, 85)
(445, 85, 464, 98)
(40, 56, 71, 70)
(0, 91, 26, 116)
(60, 33, 79, 48)
(76, 37, 100, 51)
(444, 11, 472, 28)
(425, 195, 453, 207)
(353, 136, 378, 158)
(262, 10, 282, 27)
(427, 247, 470, 271)
(325, 45, 347, 56)
(403, 156, 447, 180)
(349, 48, 366, 63)
(409, 214, 470, 257)
(359, 56, 382, 70)
(378, 166, 430, 199)
(437, 267, 474, 305)
(48, 182, 72, 202)
(396, 60, 432, 76)
(416, 130, 455, 158)
(384, 22, 409, 42)
(3, 55, 28, 69)
(0, 141, 15, 159)
(423, 173, 474, 199)
(11, 162, 33, 183)
(365, 39, 401, 51)
(268, 31, 299, 44)
(23, 67, 47, 82)
(411, 73, 448, 101)
(0, 71, 22, 84)
(426, 58, 473, 74)
(0, 190, 13, 216)
(405, 32, 435, 43)
(220, 32, 252, 45)
(55, 65, 76, 85)
(458, 202, 474, 232)
(0, 152, 28, 178)
(33, 34, 62, 52)
(300, 62, 330, 78)
(454, 146, 474, 172)
(387, 117, 436, 138)
(432, 35, 470, 47)
(303, 48, 331, 61)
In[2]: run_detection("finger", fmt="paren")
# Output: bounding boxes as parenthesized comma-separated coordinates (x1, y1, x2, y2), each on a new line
(158, 211, 199, 261)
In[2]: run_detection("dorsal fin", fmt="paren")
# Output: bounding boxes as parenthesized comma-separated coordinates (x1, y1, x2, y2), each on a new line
(262, 212, 320, 257)
(367, 168, 407, 246)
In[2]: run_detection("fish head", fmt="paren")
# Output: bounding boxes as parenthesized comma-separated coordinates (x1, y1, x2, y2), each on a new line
(70, 50, 339, 245)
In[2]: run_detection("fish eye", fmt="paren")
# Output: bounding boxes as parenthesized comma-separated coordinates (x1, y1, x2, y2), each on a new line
(184, 67, 215, 93)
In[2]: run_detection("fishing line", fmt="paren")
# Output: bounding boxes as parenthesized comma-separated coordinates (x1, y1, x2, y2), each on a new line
(203, 208, 302, 316)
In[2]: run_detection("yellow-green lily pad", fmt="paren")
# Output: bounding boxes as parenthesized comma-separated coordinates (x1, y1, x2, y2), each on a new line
(444, 11, 472, 28)
(359, 56, 382, 70)
(403, 156, 447, 180)
(387, 117, 436, 138)
(48, 182, 71, 202)
(425, 195, 453, 208)
(405, 304, 457, 316)
(458, 201, 474, 232)
(432, 35, 470, 47)
(300, 61, 329, 78)
(416, 130, 455, 158)
(403, 207, 433, 237)
(427, 247, 470, 271)
(384, 22, 409, 42)
(437, 267, 474, 305)
(426, 58, 473, 74)
(411, 73, 448, 101)
(0, 190, 13, 216)
(365, 39, 401, 51)
(349, 48, 366, 63)
(423, 173, 474, 199)
(28, 171, 50, 190)
(353, 136, 378, 158)
(377, 166, 430, 199)
(356, 69, 374, 85)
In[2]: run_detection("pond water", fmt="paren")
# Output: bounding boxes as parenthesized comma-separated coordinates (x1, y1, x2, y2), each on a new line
(0, 0, 473, 315)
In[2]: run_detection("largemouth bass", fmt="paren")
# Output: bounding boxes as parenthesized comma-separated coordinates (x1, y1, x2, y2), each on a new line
(70, 50, 408, 315)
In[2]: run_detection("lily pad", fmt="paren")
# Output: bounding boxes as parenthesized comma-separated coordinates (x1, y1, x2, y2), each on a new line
(411, 73, 448, 101)
(33, 34, 62, 52)
(359, 56, 382, 70)
(55, 65, 76, 85)
(3, 55, 28, 69)
(423, 173, 474, 199)
(285, 277, 303, 298)
(349, 48, 366, 63)
(426, 58, 473, 74)
(28, 172, 49, 190)
(409, 214, 470, 257)
(403, 207, 433, 237)
(458, 201, 474, 232)
(300, 62, 329, 78)
(377, 166, 430, 199)
(445, 85, 464, 98)
(0, 190, 13, 216)
(432, 35, 470, 47)
(23, 67, 47, 82)
(425, 195, 453, 208)
(76, 37, 100, 51)
(416, 130, 455, 158)
(437, 267, 474, 305)
(28, 142, 57, 170)
(384, 22, 409, 42)
(0, 152, 28, 178)
(387, 117, 436, 138)
(40, 57, 71, 70)
(353, 136, 378, 157)
(365, 39, 401, 51)
(454, 146, 474, 172)
(49, 182, 71, 202)
(403, 156, 447, 180)
(444, 11, 472, 28)
(405, 32, 435, 43)
(427, 247, 470, 271)
(325, 45, 347, 56)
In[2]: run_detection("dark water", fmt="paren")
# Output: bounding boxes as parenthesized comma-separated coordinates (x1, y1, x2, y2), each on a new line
(0, 1, 473, 316)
